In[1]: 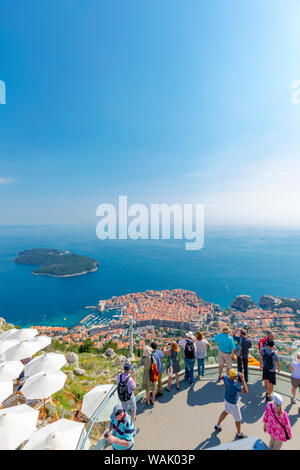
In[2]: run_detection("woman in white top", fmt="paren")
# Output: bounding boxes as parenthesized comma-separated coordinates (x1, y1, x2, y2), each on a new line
(290, 351, 300, 404)
(194, 331, 210, 378)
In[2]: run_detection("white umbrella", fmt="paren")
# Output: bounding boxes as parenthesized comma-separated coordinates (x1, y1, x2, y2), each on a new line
(24, 353, 66, 378)
(0, 380, 13, 403)
(0, 339, 19, 358)
(0, 328, 18, 341)
(9, 328, 38, 342)
(0, 361, 24, 381)
(21, 370, 67, 400)
(23, 418, 87, 450)
(3, 336, 51, 361)
(34, 335, 51, 349)
(81, 384, 115, 419)
(0, 404, 39, 450)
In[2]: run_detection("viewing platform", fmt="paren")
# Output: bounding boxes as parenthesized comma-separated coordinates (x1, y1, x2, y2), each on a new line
(78, 365, 300, 450)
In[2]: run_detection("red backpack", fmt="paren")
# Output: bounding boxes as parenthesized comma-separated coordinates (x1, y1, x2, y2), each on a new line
(150, 355, 159, 382)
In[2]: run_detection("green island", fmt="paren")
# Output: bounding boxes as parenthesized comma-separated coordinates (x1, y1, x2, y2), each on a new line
(14, 248, 99, 277)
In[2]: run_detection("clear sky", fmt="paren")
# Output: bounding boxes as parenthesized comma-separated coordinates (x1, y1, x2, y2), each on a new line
(1, 0, 300, 226)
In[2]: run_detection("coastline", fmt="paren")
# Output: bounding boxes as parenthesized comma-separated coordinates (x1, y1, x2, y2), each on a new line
(32, 264, 99, 278)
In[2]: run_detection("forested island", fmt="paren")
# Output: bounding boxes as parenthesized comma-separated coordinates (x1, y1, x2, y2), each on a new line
(14, 248, 99, 277)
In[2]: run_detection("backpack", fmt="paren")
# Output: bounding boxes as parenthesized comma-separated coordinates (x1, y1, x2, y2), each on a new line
(165, 355, 174, 376)
(262, 349, 275, 371)
(184, 340, 195, 359)
(150, 355, 159, 382)
(117, 374, 131, 402)
(236, 337, 243, 358)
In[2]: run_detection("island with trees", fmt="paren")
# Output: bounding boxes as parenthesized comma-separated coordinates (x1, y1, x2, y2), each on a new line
(14, 248, 99, 277)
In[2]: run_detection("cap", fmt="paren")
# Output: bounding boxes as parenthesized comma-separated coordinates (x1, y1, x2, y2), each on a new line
(124, 362, 132, 371)
(186, 331, 195, 339)
(273, 392, 283, 405)
(110, 405, 123, 420)
(228, 368, 237, 378)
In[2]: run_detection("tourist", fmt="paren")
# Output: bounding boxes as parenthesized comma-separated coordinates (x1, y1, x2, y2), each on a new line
(260, 339, 280, 401)
(137, 345, 157, 406)
(116, 362, 137, 421)
(179, 332, 196, 384)
(104, 405, 135, 450)
(214, 369, 248, 440)
(263, 392, 292, 450)
(151, 341, 164, 396)
(194, 331, 209, 379)
(164, 341, 181, 392)
(213, 326, 236, 382)
(290, 351, 300, 404)
(258, 330, 274, 352)
(233, 328, 252, 383)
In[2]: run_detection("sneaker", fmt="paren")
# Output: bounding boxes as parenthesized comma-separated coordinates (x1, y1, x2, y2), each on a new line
(217, 376, 222, 383)
(292, 398, 297, 404)
(236, 433, 247, 439)
(214, 424, 222, 432)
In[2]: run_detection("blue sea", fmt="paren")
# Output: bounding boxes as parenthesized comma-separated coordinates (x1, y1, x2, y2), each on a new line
(0, 225, 300, 327)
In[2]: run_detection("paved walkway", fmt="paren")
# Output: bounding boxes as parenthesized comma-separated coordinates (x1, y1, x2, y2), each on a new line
(134, 371, 300, 450)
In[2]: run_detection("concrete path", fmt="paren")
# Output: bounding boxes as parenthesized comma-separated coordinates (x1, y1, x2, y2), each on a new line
(134, 372, 300, 450)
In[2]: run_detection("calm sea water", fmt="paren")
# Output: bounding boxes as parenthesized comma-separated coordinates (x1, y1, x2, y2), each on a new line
(0, 225, 300, 327)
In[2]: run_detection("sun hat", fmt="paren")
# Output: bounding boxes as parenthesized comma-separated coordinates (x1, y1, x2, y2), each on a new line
(143, 345, 152, 357)
(186, 331, 195, 339)
(228, 368, 237, 378)
(222, 326, 231, 334)
(273, 392, 283, 406)
(110, 405, 123, 420)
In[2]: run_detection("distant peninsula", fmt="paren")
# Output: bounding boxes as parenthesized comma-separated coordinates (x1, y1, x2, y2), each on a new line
(14, 248, 99, 278)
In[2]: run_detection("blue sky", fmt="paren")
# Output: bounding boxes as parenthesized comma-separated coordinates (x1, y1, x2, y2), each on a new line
(1, 0, 300, 225)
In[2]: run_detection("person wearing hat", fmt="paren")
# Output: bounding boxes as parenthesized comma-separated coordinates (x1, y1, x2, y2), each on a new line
(137, 345, 158, 405)
(116, 362, 137, 421)
(104, 405, 136, 450)
(213, 326, 236, 382)
(263, 392, 292, 450)
(214, 368, 248, 440)
(178, 332, 196, 384)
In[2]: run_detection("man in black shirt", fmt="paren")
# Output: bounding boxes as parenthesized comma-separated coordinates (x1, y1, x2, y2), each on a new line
(233, 329, 252, 383)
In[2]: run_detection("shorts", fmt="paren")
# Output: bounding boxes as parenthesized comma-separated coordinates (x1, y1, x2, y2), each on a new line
(262, 369, 276, 385)
(224, 399, 242, 422)
(218, 351, 232, 369)
(291, 377, 300, 389)
(121, 394, 137, 413)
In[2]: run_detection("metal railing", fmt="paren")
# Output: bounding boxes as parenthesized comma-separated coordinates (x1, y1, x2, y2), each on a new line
(75, 364, 298, 450)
